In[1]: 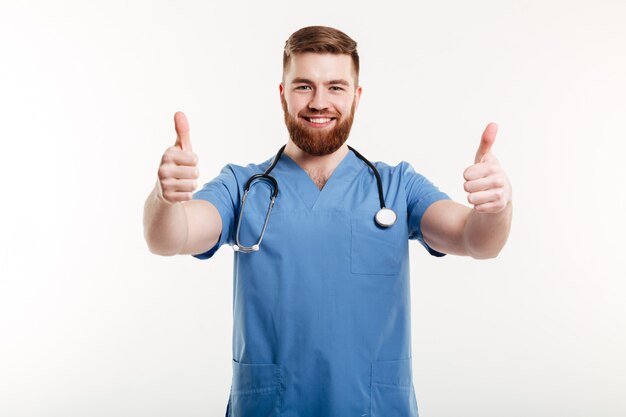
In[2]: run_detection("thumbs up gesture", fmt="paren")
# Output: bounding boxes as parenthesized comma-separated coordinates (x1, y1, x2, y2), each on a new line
(157, 111, 200, 204)
(463, 123, 512, 213)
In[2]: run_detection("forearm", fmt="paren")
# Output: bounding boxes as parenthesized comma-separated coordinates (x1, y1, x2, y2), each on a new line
(462, 201, 512, 259)
(143, 180, 189, 256)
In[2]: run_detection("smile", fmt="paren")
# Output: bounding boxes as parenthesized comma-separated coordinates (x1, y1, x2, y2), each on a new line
(302, 116, 336, 127)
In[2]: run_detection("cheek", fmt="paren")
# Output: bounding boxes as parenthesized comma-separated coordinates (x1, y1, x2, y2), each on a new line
(336, 97, 354, 113)
(336, 103, 352, 117)
(283, 95, 303, 115)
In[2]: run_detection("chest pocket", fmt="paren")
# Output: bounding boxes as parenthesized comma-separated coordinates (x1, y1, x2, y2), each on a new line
(351, 215, 402, 275)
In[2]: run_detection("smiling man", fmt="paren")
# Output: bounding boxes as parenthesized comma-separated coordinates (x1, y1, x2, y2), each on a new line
(281, 52, 359, 160)
(143, 26, 512, 417)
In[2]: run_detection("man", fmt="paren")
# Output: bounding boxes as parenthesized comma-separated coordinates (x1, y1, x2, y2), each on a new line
(143, 26, 512, 417)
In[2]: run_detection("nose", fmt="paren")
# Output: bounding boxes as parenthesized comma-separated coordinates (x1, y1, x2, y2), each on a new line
(308, 89, 330, 112)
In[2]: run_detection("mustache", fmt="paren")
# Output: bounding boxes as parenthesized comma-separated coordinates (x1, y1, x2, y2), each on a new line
(298, 110, 340, 118)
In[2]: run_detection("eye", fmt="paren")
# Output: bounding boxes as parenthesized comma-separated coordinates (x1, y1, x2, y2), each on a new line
(330, 86, 345, 91)
(295, 85, 312, 91)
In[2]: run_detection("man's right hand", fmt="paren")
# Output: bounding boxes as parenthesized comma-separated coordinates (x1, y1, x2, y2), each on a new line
(157, 111, 200, 203)
(144, 111, 221, 256)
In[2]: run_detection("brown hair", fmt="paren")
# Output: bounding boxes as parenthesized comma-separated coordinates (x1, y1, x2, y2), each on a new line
(283, 26, 360, 86)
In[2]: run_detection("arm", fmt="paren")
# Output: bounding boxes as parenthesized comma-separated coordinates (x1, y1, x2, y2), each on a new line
(142, 111, 222, 257)
(143, 180, 222, 256)
(420, 122, 513, 259)
(421, 199, 512, 259)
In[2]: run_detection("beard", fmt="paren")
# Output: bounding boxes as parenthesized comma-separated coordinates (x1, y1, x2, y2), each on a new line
(281, 95, 356, 156)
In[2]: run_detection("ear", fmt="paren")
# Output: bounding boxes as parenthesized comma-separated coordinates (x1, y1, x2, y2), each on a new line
(279, 82, 287, 112)
(354, 85, 363, 110)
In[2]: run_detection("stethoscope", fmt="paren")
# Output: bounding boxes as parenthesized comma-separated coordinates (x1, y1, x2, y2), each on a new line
(232, 144, 397, 252)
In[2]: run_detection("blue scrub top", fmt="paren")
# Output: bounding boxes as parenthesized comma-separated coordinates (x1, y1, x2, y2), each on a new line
(192, 149, 450, 417)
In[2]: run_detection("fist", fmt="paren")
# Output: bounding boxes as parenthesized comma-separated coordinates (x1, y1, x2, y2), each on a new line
(463, 123, 512, 213)
(157, 111, 200, 203)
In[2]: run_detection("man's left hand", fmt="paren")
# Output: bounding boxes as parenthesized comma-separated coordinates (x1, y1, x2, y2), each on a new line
(462, 122, 512, 214)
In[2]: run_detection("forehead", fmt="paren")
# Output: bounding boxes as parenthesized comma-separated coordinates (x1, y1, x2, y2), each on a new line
(284, 52, 356, 85)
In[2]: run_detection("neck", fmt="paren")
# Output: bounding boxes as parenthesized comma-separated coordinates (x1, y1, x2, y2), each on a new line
(284, 140, 349, 174)
(283, 140, 350, 190)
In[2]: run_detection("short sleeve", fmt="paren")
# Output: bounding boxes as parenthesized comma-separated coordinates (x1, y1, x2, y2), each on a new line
(190, 165, 239, 260)
(402, 162, 451, 257)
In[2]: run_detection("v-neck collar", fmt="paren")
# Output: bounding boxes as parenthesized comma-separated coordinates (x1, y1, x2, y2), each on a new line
(272, 148, 364, 210)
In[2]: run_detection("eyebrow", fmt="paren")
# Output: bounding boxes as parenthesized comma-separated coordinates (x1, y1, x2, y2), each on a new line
(291, 77, 350, 87)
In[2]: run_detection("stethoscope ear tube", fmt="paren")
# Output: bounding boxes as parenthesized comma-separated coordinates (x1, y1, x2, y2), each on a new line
(244, 174, 279, 198)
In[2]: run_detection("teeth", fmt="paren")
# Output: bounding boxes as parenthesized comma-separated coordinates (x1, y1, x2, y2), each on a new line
(309, 118, 331, 124)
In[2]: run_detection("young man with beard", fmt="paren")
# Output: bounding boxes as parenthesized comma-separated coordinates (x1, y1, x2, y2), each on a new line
(143, 26, 512, 417)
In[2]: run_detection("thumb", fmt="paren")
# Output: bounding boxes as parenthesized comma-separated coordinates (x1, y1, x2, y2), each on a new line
(174, 111, 192, 152)
(474, 122, 498, 164)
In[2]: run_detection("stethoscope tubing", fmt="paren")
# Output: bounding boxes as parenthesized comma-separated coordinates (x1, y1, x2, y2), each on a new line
(233, 144, 395, 253)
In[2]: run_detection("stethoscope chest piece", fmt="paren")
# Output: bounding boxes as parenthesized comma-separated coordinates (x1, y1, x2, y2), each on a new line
(375, 207, 397, 228)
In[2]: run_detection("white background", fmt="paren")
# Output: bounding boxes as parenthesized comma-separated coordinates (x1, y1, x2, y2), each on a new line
(1, 1, 625, 416)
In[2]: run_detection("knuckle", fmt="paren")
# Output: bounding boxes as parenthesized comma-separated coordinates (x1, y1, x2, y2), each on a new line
(162, 148, 176, 162)
(157, 166, 169, 179)
(162, 191, 174, 202)
(160, 178, 172, 190)
(478, 204, 492, 213)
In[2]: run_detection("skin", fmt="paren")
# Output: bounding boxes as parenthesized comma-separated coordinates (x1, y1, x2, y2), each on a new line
(421, 123, 513, 258)
(143, 52, 512, 259)
(280, 52, 362, 187)
(143, 112, 221, 256)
